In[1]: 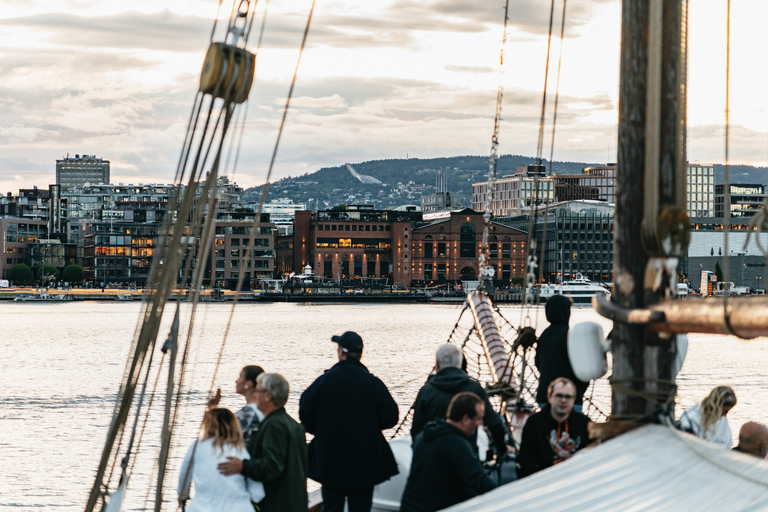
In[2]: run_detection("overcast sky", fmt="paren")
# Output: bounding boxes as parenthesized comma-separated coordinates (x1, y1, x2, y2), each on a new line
(0, 0, 767, 193)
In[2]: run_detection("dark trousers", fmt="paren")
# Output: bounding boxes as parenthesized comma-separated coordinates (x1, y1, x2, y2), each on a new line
(321, 484, 374, 512)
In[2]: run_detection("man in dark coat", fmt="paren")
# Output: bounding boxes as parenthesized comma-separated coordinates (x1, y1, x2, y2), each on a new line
(518, 377, 591, 478)
(218, 372, 308, 512)
(299, 331, 399, 512)
(410, 344, 506, 457)
(535, 294, 589, 409)
(400, 392, 496, 512)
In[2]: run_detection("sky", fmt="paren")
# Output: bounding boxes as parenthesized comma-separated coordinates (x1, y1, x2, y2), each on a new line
(0, 0, 767, 194)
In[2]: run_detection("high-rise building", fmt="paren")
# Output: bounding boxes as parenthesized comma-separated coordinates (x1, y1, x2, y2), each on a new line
(55, 154, 110, 190)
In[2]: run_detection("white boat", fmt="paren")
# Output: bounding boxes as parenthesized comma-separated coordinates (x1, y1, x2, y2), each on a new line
(14, 291, 73, 302)
(534, 274, 611, 304)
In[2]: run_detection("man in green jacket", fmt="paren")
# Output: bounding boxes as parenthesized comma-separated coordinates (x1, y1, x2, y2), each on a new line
(219, 373, 308, 511)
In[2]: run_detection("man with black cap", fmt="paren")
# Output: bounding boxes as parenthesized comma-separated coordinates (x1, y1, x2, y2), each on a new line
(299, 331, 399, 512)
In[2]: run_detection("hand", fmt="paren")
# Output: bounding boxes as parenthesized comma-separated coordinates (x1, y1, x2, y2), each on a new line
(208, 388, 222, 409)
(218, 456, 243, 475)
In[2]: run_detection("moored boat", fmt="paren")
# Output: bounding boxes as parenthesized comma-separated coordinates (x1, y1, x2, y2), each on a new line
(533, 274, 611, 304)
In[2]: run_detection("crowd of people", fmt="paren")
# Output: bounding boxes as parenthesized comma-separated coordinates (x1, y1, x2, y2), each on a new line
(176, 295, 761, 512)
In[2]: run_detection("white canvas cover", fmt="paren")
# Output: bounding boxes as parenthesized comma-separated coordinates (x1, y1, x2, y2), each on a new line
(444, 424, 768, 511)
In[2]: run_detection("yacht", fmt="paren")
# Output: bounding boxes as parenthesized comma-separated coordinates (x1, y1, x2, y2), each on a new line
(535, 274, 611, 304)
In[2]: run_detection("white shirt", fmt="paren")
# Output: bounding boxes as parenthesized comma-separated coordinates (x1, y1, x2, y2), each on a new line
(680, 403, 733, 449)
(178, 438, 265, 512)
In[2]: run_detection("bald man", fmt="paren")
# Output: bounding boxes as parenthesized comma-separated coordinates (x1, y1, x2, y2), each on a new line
(733, 422, 768, 458)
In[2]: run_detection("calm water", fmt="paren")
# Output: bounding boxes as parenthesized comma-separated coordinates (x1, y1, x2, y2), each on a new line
(1, 301, 767, 510)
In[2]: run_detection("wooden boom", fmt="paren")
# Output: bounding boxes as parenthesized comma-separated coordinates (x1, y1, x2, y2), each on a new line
(594, 294, 768, 340)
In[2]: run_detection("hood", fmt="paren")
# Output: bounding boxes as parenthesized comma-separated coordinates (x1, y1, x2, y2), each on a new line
(545, 294, 571, 325)
(422, 420, 465, 443)
(429, 366, 471, 393)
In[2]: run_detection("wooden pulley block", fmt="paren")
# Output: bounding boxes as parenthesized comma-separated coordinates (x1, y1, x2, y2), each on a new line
(514, 326, 537, 349)
(199, 42, 256, 104)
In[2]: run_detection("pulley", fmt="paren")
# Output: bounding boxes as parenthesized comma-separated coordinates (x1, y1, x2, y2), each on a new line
(199, 42, 255, 104)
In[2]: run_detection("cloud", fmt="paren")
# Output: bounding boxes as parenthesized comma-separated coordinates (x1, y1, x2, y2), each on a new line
(0, 11, 211, 52)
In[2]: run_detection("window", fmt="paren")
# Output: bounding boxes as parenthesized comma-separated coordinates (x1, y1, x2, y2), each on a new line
(437, 242, 447, 258)
(424, 243, 433, 258)
(460, 223, 475, 258)
(424, 263, 433, 280)
(231, 238, 240, 247)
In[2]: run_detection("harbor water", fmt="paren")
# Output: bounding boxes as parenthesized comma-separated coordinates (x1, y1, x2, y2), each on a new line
(1, 301, 767, 510)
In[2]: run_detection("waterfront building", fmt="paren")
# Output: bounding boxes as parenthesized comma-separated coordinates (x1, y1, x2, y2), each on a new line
(473, 163, 714, 220)
(82, 220, 160, 286)
(0, 218, 50, 281)
(56, 154, 110, 190)
(284, 205, 423, 288)
(410, 209, 526, 285)
(0, 186, 65, 234)
(28, 239, 77, 278)
(553, 165, 616, 203)
(686, 164, 716, 218)
(281, 206, 527, 289)
(472, 165, 554, 217)
(249, 198, 306, 235)
(209, 210, 276, 289)
(497, 200, 614, 283)
(714, 183, 765, 218)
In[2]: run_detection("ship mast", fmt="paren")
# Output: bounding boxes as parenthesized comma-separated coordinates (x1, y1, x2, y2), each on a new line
(609, 0, 689, 425)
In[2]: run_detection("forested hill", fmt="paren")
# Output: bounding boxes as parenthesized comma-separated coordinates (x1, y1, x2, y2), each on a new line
(241, 156, 768, 211)
(242, 155, 598, 211)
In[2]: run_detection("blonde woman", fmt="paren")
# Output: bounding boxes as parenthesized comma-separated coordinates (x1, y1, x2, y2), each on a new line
(680, 386, 737, 449)
(178, 408, 264, 511)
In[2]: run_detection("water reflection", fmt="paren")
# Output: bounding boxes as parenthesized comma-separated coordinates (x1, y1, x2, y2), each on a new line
(0, 302, 765, 510)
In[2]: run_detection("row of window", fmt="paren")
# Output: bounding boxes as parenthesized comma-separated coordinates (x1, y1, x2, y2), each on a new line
(318, 224, 391, 232)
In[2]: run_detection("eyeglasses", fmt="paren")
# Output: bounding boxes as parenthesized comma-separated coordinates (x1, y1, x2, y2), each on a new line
(254, 388, 268, 394)
(553, 393, 575, 401)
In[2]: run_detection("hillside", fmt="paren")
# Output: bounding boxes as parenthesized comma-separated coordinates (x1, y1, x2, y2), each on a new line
(242, 156, 768, 211)
(242, 155, 598, 210)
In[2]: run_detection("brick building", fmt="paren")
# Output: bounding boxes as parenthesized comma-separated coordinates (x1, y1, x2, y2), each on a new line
(281, 206, 527, 289)
(411, 209, 527, 285)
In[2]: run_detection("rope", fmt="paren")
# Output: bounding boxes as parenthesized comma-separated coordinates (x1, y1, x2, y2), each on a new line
(723, 0, 733, 332)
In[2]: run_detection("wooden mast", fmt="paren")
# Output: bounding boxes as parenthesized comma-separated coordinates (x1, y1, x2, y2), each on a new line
(611, 0, 689, 425)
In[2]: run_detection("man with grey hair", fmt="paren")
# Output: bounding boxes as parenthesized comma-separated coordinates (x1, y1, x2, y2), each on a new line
(733, 421, 768, 458)
(219, 373, 308, 511)
(410, 344, 506, 457)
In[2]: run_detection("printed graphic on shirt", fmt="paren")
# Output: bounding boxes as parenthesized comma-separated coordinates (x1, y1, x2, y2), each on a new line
(548, 428, 581, 464)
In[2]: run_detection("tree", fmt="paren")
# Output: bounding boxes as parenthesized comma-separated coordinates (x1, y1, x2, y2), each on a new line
(715, 262, 724, 282)
(37, 265, 59, 284)
(62, 264, 84, 284)
(9, 264, 32, 284)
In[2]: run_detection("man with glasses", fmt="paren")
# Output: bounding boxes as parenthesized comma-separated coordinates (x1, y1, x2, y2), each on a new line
(517, 377, 591, 477)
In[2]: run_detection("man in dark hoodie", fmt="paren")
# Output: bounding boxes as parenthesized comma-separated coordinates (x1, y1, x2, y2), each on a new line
(299, 331, 399, 512)
(535, 294, 589, 411)
(517, 377, 591, 477)
(400, 392, 497, 512)
(410, 344, 506, 457)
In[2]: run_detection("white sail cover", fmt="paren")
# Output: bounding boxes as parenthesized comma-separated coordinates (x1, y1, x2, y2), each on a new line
(444, 424, 768, 511)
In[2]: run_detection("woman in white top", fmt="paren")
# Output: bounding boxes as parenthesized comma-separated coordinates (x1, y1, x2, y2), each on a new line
(680, 385, 737, 449)
(178, 408, 264, 512)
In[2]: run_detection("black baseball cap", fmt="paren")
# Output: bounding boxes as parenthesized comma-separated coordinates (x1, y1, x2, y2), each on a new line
(332, 331, 364, 352)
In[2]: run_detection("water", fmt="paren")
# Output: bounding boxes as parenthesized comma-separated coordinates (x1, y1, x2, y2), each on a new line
(1, 301, 766, 510)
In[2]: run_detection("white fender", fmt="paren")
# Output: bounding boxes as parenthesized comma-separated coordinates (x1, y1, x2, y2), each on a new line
(567, 322, 608, 381)
(674, 333, 688, 377)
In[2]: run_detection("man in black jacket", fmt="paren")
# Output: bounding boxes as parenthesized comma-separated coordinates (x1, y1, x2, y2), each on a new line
(535, 295, 589, 410)
(518, 377, 591, 477)
(299, 331, 399, 512)
(400, 392, 496, 512)
(410, 344, 506, 457)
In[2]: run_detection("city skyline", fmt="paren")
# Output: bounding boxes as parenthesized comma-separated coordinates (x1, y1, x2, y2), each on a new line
(1, 0, 767, 195)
